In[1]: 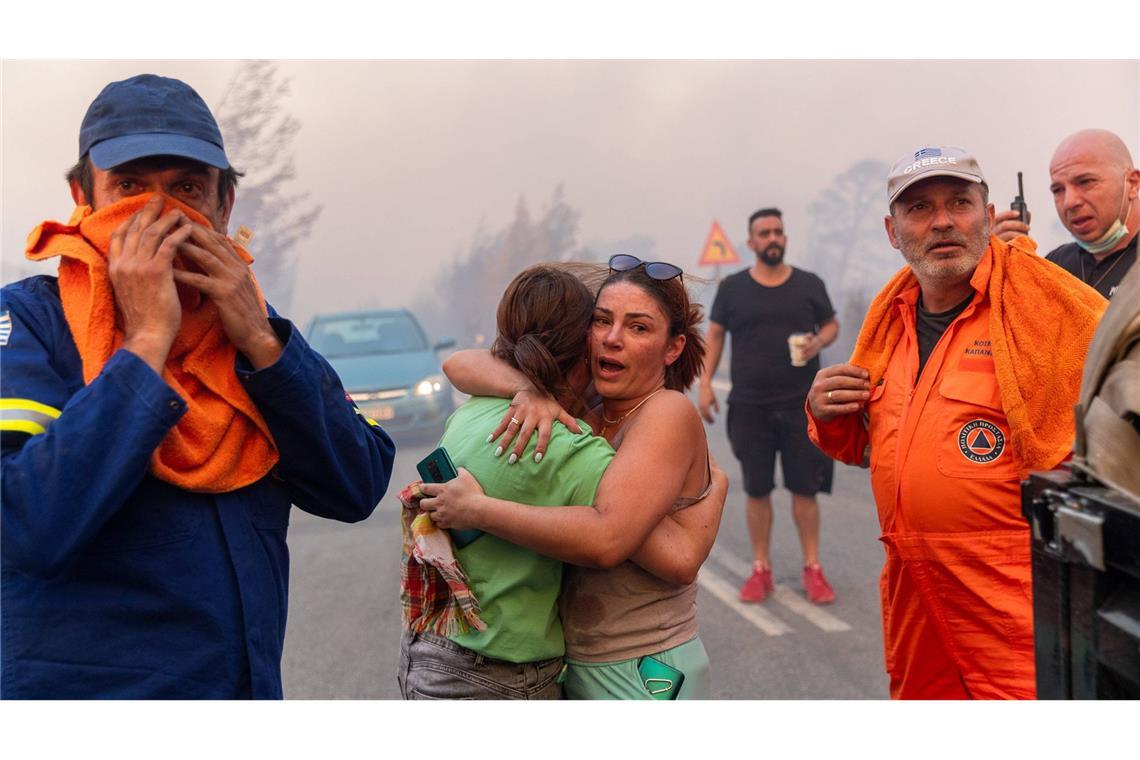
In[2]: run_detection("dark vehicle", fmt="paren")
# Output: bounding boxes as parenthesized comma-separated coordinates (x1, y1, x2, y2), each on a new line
(306, 309, 456, 437)
(1022, 262, 1140, 699)
(1023, 471, 1140, 698)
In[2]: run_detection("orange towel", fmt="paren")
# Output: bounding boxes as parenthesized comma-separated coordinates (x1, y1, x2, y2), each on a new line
(25, 193, 279, 493)
(850, 235, 1107, 472)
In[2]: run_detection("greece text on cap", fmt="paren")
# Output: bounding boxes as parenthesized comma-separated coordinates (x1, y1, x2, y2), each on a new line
(903, 156, 958, 174)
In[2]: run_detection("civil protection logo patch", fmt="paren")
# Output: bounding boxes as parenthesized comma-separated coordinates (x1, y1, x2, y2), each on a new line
(958, 419, 1005, 463)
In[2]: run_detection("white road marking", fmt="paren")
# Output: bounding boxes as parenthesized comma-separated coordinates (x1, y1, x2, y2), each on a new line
(697, 566, 793, 636)
(708, 547, 853, 633)
(769, 586, 852, 633)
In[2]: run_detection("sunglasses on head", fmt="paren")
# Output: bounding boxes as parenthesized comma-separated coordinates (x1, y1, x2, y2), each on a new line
(608, 254, 684, 282)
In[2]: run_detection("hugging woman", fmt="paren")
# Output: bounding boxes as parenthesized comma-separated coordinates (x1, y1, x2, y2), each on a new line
(417, 256, 724, 699)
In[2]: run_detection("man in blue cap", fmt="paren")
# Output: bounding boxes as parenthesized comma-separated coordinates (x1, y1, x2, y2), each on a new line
(0, 74, 396, 698)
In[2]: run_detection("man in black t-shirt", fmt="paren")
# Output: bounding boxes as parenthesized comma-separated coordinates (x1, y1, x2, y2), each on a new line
(699, 208, 840, 605)
(993, 129, 1137, 299)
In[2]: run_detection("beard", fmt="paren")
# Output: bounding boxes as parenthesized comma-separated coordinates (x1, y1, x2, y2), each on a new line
(898, 222, 990, 284)
(759, 244, 785, 266)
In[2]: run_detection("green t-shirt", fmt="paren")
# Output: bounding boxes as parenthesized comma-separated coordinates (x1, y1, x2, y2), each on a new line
(442, 396, 614, 663)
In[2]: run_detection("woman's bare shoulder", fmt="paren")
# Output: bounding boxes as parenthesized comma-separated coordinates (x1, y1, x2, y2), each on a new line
(636, 390, 705, 435)
(647, 389, 699, 414)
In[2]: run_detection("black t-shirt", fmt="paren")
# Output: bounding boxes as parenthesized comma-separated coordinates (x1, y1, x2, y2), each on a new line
(709, 266, 835, 407)
(915, 293, 973, 381)
(1045, 233, 1137, 300)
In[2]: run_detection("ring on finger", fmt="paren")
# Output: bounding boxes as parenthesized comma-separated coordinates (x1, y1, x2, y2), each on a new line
(509, 417, 521, 426)
(827, 390, 834, 402)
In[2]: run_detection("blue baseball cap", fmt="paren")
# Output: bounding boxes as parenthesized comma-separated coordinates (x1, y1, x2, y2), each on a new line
(79, 74, 230, 170)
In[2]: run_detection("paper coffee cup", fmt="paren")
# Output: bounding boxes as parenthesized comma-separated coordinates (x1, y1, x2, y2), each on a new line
(788, 333, 812, 367)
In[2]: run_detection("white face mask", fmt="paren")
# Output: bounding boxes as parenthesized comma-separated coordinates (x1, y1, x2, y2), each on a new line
(1076, 219, 1130, 255)
(1074, 173, 1133, 254)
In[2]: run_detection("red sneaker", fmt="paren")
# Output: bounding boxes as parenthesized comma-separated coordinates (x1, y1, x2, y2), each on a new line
(802, 564, 836, 604)
(739, 566, 774, 603)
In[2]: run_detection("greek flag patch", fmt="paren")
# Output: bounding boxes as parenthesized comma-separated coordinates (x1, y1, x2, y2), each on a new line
(0, 312, 11, 347)
(914, 147, 943, 160)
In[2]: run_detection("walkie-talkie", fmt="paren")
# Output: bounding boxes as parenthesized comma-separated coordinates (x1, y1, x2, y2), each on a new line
(1011, 171, 1028, 224)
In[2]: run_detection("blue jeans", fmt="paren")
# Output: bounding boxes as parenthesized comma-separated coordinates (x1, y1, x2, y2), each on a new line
(398, 631, 564, 700)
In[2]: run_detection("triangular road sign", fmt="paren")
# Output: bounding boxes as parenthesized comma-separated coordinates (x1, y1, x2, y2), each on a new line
(698, 220, 741, 267)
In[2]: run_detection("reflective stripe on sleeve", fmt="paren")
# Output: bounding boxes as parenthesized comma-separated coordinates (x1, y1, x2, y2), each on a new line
(352, 404, 381, 428)
(0, 399, 63, 436)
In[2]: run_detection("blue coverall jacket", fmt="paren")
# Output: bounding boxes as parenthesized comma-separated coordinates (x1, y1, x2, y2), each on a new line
(0, 276, 396, 699)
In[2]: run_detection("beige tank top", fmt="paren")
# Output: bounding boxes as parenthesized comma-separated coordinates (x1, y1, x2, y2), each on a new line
(560, 425, 711, 662)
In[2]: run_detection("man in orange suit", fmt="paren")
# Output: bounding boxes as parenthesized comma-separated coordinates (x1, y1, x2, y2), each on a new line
(805, 146, 1105, 699)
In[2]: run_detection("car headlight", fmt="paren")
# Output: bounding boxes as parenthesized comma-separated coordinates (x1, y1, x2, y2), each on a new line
(414, 375, 445, 396)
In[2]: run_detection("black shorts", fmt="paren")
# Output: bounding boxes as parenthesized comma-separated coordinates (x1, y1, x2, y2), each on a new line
(726, 401, 834, 498)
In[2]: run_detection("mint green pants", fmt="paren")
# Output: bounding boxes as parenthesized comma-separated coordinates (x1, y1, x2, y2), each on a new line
(563, 636, 710, 700)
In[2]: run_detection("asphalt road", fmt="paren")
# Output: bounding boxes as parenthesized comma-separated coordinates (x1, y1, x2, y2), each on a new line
(281, 389, 891, 699)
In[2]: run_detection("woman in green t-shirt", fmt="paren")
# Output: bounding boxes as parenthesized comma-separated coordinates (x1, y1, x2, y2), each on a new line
(420, 256, 726, 699)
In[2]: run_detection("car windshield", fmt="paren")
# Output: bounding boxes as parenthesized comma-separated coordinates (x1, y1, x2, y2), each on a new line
(309, 313, 428, 357)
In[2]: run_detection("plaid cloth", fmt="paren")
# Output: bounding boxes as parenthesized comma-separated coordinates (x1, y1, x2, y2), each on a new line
(399, 482, 486, 636)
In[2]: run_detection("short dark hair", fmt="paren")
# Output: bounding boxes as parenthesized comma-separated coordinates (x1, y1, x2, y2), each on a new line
(597, 266, 706, 392)
(64, 154, 242, 209)
(748, 207, 782, 233)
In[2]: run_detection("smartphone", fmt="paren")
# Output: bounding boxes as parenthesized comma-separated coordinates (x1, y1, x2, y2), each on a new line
(637, 655, 685, 700)
(415, 447, 483, 548)
(416, 446, 458, 483)
(1010, 171, 1028, 224)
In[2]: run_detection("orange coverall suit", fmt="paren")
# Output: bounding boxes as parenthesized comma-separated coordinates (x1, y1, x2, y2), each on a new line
(808, 258, 1036, 699)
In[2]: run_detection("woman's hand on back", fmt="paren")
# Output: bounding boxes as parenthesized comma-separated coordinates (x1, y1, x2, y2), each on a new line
(486, 388, 582, 464)
(419, 468, 488, 531)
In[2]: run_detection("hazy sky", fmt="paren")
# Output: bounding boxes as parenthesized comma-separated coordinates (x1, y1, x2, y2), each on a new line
(3, 60, 1138, 327)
